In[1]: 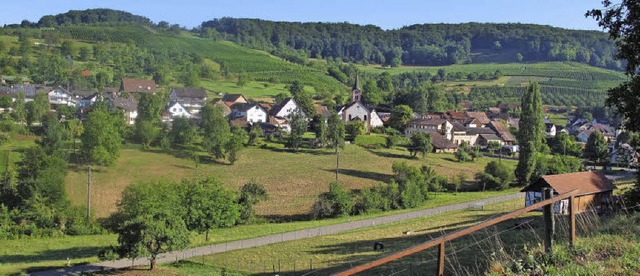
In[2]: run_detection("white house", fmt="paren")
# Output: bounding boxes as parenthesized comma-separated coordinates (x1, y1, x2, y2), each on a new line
(170, 87, 208, 113)
(162, 102, 192, 122)
(231, 103, 268, 123)
(545, 119, 557, 138)
(47, 89, 77, 106)
(270, 98, 305, 119)
(405, 118, 454, 140)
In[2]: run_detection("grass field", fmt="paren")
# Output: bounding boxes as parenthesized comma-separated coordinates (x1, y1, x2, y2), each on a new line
(1, 187, 519, 275)
(65, 141, 516, 219)
(182, 199, 541, 275)
(0, 234, 117, 275)
(0, 134, 37, 176)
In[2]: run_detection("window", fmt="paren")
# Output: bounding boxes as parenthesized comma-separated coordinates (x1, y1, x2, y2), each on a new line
(364, 115, 367, 121)
(349, 114, 352, 120)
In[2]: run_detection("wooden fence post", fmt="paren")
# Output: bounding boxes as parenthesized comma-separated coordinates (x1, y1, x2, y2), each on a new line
(437, 241, 445, 276)
(569, 195, 576, 246)
(543, 188, 555, 253)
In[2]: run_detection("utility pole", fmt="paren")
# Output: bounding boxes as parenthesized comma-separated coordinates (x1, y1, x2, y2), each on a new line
(87, 165, 91, 222)
(335, 147, 339, 183)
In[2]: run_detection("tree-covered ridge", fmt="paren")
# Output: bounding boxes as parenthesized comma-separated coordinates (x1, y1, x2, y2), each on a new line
(35, 9, 153, 27)
(201, 18, 621, 69)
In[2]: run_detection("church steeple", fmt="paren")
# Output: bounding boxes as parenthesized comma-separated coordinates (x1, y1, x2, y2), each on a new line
(351, 74, 361, 103)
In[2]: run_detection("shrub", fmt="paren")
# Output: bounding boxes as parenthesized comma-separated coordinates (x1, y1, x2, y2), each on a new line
(476, 161, 513, 190)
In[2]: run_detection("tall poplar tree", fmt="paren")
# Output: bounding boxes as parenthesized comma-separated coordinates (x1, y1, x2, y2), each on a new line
(515, 82, 545, 186)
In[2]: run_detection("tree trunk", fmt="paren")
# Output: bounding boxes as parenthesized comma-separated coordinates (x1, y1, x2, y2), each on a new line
(150, 258, 157, 270)
(206, 230, 209, 241)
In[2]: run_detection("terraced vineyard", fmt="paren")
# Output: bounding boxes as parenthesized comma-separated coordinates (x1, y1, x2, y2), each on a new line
(49, 25, 346, 93)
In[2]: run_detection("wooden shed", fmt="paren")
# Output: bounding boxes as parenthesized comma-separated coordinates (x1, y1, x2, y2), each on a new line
(521, 171, 616, 214)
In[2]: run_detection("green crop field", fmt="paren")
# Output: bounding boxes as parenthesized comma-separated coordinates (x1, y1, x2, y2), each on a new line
(359, 61, 622, 107)
(358, 62, 624, 80)
(65, 140, 516, 219)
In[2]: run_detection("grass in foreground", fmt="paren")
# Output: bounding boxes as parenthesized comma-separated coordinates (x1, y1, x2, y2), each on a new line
(183, 199, 534, 275)
(0, 234, 117, 275)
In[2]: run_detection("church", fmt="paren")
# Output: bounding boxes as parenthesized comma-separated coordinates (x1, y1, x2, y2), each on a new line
(337, 75, 384, 129)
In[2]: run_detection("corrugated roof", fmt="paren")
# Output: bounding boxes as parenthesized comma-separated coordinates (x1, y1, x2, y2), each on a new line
(522, 171, 616, 195)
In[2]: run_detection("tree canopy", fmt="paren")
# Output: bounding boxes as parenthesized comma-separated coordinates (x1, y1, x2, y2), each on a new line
(516, 83, 545, 186)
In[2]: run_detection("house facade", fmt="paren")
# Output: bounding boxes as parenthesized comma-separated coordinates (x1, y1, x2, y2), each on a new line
(170, 87, 208, 113)
(163, 102, 192, 122)
(270, 98, 305, 119)
(405, 118, 454, 140)
(231, 103, 268, 123)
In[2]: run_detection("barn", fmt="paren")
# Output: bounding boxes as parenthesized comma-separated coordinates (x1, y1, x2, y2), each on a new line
(521, 171, 616, 214)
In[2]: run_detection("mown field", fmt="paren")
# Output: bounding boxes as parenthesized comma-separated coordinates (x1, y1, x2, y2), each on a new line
(181, 200, 640, 276)
(1, 188, 519, 275)
(179, 199, 536, 275)
(65, 139, 517, 219)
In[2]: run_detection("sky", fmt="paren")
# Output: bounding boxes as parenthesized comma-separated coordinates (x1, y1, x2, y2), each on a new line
(1, 0, 608, 31)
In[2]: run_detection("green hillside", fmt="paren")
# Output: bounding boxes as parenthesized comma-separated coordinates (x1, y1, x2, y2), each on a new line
(0, 23, 347, 99)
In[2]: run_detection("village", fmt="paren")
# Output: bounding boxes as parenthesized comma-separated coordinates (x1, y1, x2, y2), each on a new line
(0, 75, 636, 168)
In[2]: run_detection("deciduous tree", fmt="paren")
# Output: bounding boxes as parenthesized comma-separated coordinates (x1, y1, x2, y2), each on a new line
(180, 178, 240, 241)
(584, 130, 609, 166)
(81, 105, 123, 166)
(409, 132, 432, 158)
(388, 105, 413, 132)
(200, 104, 230, 159)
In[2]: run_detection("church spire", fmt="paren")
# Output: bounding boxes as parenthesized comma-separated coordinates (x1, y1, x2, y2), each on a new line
(353, 74, 361, 91)
(351, 74, 362, 103)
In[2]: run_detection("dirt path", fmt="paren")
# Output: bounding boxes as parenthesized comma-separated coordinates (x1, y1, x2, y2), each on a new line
(30, 193, 524, 275)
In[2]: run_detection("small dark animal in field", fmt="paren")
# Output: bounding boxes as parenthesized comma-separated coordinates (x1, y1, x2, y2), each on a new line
(373, 241, 384, 251)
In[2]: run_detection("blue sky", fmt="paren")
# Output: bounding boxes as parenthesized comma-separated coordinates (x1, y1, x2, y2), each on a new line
(1, 0, 607, 31)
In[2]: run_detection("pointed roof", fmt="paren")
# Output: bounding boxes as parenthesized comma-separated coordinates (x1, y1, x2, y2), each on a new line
(353, 74, 361, 91)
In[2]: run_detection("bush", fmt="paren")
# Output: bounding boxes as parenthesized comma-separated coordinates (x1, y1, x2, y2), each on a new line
(311, 181, 353, 219)
(476, 161, 513, 191)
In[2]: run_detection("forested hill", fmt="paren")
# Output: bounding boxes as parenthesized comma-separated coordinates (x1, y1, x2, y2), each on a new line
(14, 9, 154, 27)
(201, 18, 621, 70)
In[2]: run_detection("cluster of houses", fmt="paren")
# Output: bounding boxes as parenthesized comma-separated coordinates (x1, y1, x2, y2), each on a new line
(404, 109, 518, 153)
(0, 77, 387, 135)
